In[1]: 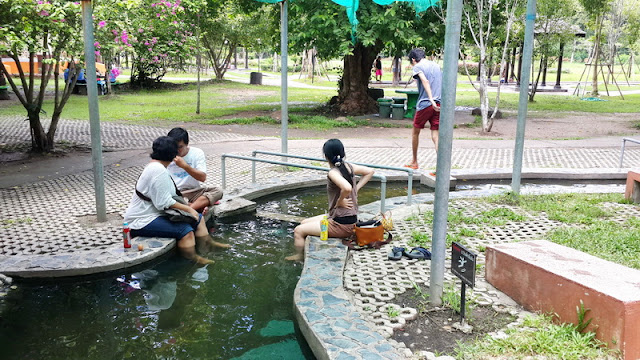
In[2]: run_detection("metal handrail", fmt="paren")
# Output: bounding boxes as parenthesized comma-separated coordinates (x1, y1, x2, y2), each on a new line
(251, 150, 414, 205)
(619, 137, 640, 169)
(221, 154, 388, 212)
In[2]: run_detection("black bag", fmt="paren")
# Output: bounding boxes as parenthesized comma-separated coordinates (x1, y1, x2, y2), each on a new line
(135, 178, 199, 227)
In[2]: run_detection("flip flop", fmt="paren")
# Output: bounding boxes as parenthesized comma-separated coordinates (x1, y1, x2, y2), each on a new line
(405, 247, 432, 260)
(404, 164, 419, 170)
(388, 246, 405, 261)
(428, 171, 436, 177)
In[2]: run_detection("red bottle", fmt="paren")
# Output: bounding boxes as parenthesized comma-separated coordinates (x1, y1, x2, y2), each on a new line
(123, 222, 132, 248)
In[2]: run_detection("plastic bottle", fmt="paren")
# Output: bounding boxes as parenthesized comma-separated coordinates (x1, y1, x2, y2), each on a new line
(123, 222, 132, 248)
(320, 215, 329, 241)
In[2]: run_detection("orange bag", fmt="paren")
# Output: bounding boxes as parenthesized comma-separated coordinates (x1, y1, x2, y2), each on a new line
(354, 220, 385, 247)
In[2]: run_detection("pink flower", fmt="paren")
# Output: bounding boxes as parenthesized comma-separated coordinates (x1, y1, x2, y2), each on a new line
(148, 48, 153, 52)
(138, 28, 144, 33)
(95, 50, 101, 57)
(94, 41, 101, 48)
(38, 10, 49, 17)
(98, 21, 106, 28)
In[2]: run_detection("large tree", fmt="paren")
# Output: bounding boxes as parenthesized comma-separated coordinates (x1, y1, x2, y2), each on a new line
(197, 0, 275, 80)
(289, 0, 442, 114)
(578, 0, 613, 95)
(455, 0, 522, 132)
(0, 0, 83, 152)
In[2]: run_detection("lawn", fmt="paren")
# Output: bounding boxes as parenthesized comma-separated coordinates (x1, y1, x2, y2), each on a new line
(2, 63, 640, 130)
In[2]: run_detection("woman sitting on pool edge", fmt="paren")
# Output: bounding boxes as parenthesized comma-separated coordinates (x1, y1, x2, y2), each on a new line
(124, 136, 230, 265)
(286, 139, 374, 261)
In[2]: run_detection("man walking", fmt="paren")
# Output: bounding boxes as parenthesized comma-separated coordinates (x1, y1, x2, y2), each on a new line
(167, 127, 223, 215)
(404, 48, 442, 172)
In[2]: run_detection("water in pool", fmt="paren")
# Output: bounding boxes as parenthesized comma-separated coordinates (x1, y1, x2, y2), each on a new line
(0, 183, 427, 360)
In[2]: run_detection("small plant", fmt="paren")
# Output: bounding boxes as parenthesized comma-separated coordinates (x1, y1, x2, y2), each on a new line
(410, 230, 430, 247)
(386, 306, 400, 318)
(458, 228, 479, 238)
(442, 281, 475, 315)
(575, 299, 593, 333)
(412, 281, 429, 301)
(477, 245, 486, 252)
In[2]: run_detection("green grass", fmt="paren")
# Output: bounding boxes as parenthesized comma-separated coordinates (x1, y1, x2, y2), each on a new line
(455, 313, 617, 360)
(548, 218, 640, 269)
(0, 80, 337, 125)
(486, 192, 622, 224)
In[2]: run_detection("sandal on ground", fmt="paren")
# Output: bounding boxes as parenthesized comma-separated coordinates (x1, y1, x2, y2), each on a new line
(388, 247, 405, 261)
(405, 247, 432, 260)
(404, 164, 419, 170)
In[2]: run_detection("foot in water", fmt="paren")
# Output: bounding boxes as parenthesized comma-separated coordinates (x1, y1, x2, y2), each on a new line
(285, 253, 304, 261)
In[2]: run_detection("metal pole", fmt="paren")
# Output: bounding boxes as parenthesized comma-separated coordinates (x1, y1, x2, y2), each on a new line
(460, 282, 466, 323)
(221, 155, 227, 189)
(431, 0, 463, 305)
(81, 1, 106, 222)
(280, 0, 289, 155)
(196, 15, 201, 114)
(511, 0, 537, 195)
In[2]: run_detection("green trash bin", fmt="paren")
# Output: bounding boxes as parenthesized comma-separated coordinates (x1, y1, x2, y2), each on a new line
(391, 104, 405, 120)
(377, 98, 392, 118)
(392, 97, 406, 105)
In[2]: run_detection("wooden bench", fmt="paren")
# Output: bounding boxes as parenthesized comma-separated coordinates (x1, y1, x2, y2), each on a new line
(625, 171, 640, 203)
(486, 240, 640, 360)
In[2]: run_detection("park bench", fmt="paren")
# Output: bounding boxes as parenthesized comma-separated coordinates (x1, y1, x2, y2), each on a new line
(486, 240, 640, 360)
(625, 171, 640, 203)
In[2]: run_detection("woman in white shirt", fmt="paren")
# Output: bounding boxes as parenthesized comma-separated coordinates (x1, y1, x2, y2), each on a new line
(124, 136, 229, 264)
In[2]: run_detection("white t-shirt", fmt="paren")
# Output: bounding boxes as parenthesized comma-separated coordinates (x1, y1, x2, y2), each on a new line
(124, 162, 177, 230)
(167, 146, 206, 191)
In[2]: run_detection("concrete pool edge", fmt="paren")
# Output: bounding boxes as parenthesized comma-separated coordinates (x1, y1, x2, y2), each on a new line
(294, 237, 409, 360)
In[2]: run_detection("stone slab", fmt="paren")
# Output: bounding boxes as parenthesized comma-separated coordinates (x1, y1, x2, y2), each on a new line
(624, 171, 640, 203)
(212, 197, 257, 218)
(420, 173, 456, 189)
(486, 240, 640, 360)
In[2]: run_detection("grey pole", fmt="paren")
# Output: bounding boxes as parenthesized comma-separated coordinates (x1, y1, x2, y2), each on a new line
(196, 15, 201, 114)
(430, 0, 463, 305)
(81, 0, 107, 222)
(511, 0, 537, 195)
(280, 0, 288, 154)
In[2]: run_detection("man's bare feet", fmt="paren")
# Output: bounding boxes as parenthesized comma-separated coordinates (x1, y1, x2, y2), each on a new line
(195, 255, 215, 265)
(285, 253, 304, 261)
(208, 239, 231, 249)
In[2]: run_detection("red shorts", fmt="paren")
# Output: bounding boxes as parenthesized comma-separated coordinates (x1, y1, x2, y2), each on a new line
(413, 105, 440, 130)
(375, 69, 382, 76)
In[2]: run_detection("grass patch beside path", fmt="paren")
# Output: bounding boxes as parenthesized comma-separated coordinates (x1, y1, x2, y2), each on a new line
(205, 114, 399, 130)
(0, 80, 337, 125)
(456, 314, 617, 360)
(549, 218, 640, 269)
(486, 192, 623, 224)
(485, 192, 640, 269)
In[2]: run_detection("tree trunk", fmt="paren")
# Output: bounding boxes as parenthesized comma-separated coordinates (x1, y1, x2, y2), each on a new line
(392, 56, 401, 86)
(629, 52, 634, 77)
(0, 72, 10, 100)
(479, 48, 492, 132)
(337, 43, 380, 114)
(592, 15, 602, 96)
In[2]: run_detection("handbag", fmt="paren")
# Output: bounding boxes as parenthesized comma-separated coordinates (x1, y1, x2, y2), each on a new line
(342, 219, 393, 250)
(379, 210, 393, 231)
(135, 179, 199, 227)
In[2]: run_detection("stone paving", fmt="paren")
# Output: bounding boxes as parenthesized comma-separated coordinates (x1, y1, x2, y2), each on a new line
(1, 115, 640, 359)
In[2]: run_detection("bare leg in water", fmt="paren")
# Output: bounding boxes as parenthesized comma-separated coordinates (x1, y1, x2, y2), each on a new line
(178, 217, 230, 264)
(285, 214, 322, 261)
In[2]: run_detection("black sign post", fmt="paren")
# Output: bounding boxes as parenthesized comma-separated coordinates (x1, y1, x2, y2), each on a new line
(451, 241, 477, 323)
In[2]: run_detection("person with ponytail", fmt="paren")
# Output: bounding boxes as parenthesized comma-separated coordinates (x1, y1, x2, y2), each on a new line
(286, 139, 374, 261)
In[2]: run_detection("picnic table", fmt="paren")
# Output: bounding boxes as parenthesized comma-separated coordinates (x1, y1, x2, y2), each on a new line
(395, 89, 418, 119)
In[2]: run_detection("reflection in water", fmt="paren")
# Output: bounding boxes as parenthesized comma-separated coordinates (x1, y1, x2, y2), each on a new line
(0, 217, 315, 360)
